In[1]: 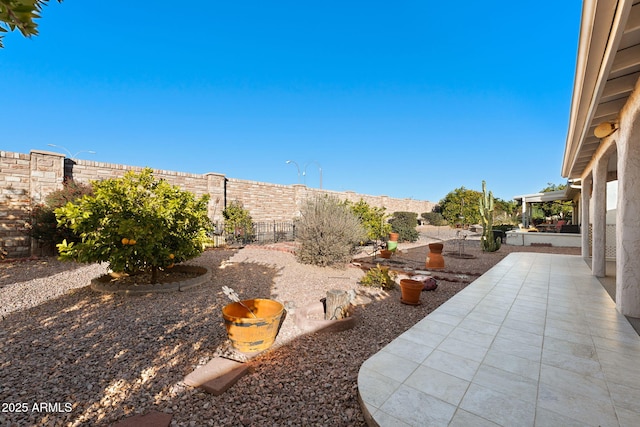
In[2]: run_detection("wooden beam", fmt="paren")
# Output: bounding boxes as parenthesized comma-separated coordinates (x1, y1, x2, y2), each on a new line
(611, 43, 640, 75)
(593, 97, 628, 118)
(601, 72, 640, 102)
(624, 3, 640, 34)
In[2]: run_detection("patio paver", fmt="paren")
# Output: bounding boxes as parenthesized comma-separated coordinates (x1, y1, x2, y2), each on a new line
(358, 252, 640, 426)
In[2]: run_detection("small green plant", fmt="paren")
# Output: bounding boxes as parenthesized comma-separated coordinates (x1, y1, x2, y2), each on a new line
(295, 195, 366, 267)
(223, 201, 254, 244)
(345, 199, 392, 242)
(360, 264, 397, 290)
(55, 168, 212, 283)
(389, 211, 419, 242)
(479, 180, 501, 252)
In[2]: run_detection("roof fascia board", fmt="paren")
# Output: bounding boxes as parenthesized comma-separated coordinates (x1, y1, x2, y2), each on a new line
(562, 0, 631, 178)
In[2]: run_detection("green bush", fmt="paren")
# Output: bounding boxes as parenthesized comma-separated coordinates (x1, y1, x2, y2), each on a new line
(223, 201, 254, 244)
(345, 199, 391, 242)
(55, 168, 212, 283)
(421, 212, 447, 226)
(389, 211, 419, 242)
(295, 195, 366, 267)
(359, 264, 397, 290)
(27, 180, 94, 253)
(493, 224, 515, 232)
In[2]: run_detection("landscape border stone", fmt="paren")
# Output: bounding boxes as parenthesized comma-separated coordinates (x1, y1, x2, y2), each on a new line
(90, 265, 211, 294)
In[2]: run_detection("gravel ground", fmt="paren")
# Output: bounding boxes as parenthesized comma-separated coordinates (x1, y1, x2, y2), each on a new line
(0, 227, 580, 426)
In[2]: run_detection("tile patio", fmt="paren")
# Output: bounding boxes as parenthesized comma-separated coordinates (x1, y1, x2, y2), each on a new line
(358, 252, 640, 426)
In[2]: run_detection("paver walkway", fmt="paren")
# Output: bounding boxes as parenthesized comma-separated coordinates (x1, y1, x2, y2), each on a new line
(358, 252, 640, 426)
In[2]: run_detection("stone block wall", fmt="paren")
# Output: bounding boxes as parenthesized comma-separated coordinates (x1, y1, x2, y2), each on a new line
(0, 151, 33, 257)
(0, 150, 435, 258)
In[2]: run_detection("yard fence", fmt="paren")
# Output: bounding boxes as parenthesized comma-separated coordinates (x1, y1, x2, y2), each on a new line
(211, 221, 296, 246)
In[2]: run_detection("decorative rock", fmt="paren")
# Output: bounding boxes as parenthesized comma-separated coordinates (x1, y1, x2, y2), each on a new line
(295, 301, 358, 333)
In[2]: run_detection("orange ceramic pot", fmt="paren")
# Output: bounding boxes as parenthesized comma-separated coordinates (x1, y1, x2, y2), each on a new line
(379, 249, 392, 259)
(426, 243, 445, 269)
(400, 279, 423, 305)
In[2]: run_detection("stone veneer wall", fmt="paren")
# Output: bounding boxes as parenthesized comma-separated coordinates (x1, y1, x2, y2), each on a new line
(1, 150, 435, 258)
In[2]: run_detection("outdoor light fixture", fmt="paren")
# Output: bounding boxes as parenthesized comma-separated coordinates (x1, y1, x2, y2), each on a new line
(303, 161, 323, 189)
(594, 121, 618, 139)
(47, 144, 96, 159)
(285, 160, 301, 183)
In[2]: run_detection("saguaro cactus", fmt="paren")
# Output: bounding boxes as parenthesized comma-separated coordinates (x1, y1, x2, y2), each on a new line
(479, 180, 500, 252)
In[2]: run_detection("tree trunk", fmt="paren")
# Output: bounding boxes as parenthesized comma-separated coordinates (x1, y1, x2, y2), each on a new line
(151, 266, 158, 284)
(325, 289, 351, 320)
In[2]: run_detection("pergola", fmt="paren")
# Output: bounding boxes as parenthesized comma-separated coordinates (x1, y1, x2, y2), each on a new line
(513, 188, 577, 228)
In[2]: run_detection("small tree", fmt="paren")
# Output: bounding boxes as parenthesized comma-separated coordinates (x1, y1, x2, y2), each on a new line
(55, 168, 212, 283)
(439, 187, 483, 225)
(295, 195, 366, 267)
(222, 201, 254, 244)
(389, 211, 419, 242)
(345, 199, 391, 242)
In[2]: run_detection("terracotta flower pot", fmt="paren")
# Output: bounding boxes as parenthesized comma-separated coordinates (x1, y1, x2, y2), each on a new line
(426, 242, 445, 269)
(400, 279, 423, 305)
(379, 249, 392, 259)
(389, 232, 399, 242)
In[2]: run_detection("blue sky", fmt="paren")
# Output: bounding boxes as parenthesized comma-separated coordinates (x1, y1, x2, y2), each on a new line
(2, 1, 582, 203)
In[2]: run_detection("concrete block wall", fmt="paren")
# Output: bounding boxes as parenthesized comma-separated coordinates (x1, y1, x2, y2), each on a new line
(0, 150, 435, 258)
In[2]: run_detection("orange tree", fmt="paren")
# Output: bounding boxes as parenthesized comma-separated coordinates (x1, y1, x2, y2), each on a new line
(55, 168, 212, 283)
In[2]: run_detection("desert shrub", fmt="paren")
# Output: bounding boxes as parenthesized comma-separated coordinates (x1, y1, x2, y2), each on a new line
(223, 201, 254, 244)
(421, 212, 447, 226)
(345, 199, 391, 242)
(359, 264, 397, 290)
(389, 211, 419, 242)
(295, 195, 366, 267)
(27, 180, 94, 252)
(56, 168, 212, 283)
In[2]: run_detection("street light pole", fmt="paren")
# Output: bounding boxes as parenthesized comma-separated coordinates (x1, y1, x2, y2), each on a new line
(285, 160, 301, 184)
(303, 161, 323, 189)
(47, 144, 96, 159)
